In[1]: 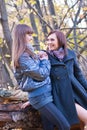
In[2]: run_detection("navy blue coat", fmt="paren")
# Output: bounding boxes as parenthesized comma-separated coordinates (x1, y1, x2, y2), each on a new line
(47, 49, 87, 125)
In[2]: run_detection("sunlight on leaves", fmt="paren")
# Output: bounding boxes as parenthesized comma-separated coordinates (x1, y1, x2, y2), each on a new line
(14, 0, 23, 6)
(0, 55, 2, 61)
(39, 42, 46, 50)
(5, 54, 11, 58)
(32, 33, 37, 37)
(29, 0, 36, 5)
(0, 38, 3, 44)
(83, 7, 87, 11)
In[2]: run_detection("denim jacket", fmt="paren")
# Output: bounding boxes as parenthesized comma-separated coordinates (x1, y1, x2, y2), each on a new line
(14, 52, 53, 109)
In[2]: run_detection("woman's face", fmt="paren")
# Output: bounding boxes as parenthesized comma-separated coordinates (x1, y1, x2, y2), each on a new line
(25, 33, 33, 44)
(46, 33, 59, 51)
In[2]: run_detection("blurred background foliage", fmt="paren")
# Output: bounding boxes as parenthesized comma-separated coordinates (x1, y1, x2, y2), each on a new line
(0, 0, 87, 88)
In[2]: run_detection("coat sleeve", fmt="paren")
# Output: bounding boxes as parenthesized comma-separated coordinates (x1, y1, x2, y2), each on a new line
(19, 53, 51, 81)
(73, 52, 87, 90)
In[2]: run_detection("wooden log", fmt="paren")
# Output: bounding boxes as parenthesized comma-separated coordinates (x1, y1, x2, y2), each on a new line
(0, 101, 43, 130)
(0, 89, 82, 130)
(0, 102, 23, 112)
(0, 113, 12, 122)
(0, 88, 42, 130)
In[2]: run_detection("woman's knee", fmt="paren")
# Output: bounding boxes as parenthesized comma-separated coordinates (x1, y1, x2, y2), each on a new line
(75, 103, 87, 124)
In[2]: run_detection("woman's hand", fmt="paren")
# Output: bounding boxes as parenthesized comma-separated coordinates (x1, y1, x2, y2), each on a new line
(38, 51, 48, 60)
(21, 101, 30, 109)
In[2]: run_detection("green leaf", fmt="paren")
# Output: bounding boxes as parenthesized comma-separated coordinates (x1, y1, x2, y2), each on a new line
(0, 55, 2, 61)
(5, 54, 11, 58)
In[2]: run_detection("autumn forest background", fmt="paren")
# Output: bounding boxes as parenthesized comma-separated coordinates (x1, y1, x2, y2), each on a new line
(0, 0, 87, 129)
(0, 0, 87, 89)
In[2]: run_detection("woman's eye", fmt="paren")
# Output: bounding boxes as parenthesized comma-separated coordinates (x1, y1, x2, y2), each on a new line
(46, 38, 55, 41)
(51, 39, 55, 41)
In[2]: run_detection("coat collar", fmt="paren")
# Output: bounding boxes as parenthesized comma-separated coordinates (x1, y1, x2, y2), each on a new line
(48, 49, 74, 65)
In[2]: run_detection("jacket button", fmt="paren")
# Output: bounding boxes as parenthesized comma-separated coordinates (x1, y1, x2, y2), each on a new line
(57, 77, 60, 79)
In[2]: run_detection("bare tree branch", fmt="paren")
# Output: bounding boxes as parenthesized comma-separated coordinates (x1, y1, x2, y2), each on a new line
(77, 13, 87, 24)
(59, 0, 79, 28)
(67, 35, 87, 53)
(78, 35, 87, 44)
(67, 42, 87, 63)
(78, 43, 87, 58)
(73, 0, 83, 52)
(66, 10, 87, 38)
(25, 0, 53, 30)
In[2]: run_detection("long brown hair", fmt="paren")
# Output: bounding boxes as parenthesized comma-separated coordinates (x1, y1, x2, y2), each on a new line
(47, 30, 67, 55)
(12, 24, 34, 69)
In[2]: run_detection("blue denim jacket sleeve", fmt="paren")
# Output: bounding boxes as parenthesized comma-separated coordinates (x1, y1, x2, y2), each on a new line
(19, 53, 51, 81)
(73, 52, 87, 90)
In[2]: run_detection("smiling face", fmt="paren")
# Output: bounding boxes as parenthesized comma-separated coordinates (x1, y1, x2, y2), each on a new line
(46, 33, 59, 51)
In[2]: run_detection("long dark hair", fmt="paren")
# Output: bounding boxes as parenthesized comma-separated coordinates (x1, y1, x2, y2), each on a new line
(47, 30, 67, 55)
(12, 24, 34, 69)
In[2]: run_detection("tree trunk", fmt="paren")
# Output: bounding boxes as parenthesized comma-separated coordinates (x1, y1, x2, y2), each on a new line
(47, 0, 58, 29)
(29, 12, 40, 50)
(35, 0, 48, 37)
(0, 0, 15, 88)
(0, 0, 12, 54)
(0, 47, 13, 88)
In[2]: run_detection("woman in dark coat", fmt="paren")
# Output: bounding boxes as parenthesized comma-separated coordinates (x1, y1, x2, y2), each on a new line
(44, 30, 87, 130)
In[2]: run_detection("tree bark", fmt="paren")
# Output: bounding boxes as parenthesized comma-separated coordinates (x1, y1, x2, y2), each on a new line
(47, 0, 58, 29)
(29, 12, 40, 50)
(0, 0, 12, 54)
(35, 0, 48, 37)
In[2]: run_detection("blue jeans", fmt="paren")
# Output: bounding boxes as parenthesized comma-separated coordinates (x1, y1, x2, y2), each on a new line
(39, 102, 70, 130)
(41, 115, 54, 130)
